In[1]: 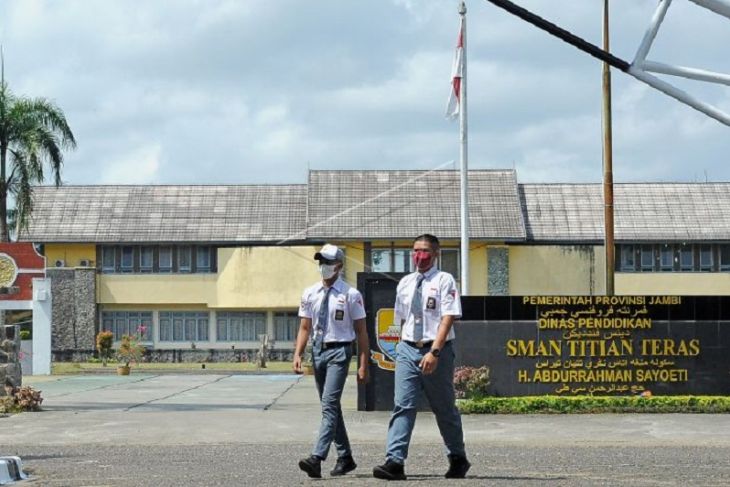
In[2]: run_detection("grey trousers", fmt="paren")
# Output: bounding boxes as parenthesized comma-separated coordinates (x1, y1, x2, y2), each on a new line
(312, 343, 353, 460)
(385, 340, 465, 464)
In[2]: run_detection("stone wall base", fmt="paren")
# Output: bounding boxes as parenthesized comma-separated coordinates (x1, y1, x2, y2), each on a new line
(52, 349, 296, 363)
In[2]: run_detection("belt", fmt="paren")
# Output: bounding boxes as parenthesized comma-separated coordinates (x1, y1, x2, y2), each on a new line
(322, 341, 353, 350)
(403, 340, 434, 349)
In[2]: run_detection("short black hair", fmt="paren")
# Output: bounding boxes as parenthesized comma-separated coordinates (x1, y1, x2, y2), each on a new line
(413, 234, 440, 249)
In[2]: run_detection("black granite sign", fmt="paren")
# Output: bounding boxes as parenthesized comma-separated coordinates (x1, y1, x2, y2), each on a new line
(357, 270, 730, 409)
(457, 295, 730, 396)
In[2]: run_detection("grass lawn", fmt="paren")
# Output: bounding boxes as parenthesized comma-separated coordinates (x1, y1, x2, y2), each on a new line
(52, 361, 295, 375)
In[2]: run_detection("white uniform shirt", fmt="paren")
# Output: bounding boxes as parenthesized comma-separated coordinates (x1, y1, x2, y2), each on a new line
(299, 278, 366, 342)
(395, 266, 462, 342)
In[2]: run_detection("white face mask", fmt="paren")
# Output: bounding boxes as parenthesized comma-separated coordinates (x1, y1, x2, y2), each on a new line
(319, 263, 338, 280)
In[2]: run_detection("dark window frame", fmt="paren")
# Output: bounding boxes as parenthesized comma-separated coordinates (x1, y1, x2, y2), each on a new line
(158, 311, 209, 342)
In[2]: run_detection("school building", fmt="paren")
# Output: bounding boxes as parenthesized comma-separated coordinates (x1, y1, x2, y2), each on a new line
(18, 169, 730, 360)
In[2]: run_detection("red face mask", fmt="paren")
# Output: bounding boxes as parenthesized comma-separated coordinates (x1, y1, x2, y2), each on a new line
(412, 249, 434, 270)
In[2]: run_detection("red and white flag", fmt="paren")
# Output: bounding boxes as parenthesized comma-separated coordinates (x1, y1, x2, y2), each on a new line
(445, 25, 464, 120)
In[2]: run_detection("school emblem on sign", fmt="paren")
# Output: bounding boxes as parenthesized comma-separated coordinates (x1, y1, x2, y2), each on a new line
(0, 253, 18, 288)
(371, 308, 399, 371)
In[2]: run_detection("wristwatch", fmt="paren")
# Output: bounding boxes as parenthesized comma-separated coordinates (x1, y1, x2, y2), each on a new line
(430, 348, 441, 358)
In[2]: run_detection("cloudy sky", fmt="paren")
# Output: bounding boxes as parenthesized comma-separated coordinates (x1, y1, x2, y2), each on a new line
(0, 0, 728, 186)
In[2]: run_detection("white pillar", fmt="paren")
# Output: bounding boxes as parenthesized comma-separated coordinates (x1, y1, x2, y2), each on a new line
(31, 278, 52, 375)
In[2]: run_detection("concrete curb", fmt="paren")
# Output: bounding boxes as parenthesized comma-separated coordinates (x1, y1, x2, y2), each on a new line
(0, 456, 28, 484)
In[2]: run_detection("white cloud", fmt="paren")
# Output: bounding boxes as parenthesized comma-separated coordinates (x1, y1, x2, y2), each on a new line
(101, 144, 162, 184)
(0, 0, 727, 186)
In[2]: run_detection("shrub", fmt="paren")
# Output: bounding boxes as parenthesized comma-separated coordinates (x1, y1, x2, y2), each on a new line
(457, 395, 730, 414)
(96, 330, 114, 366)
(116, 333, 145, 367)
(454, 366, 490, 399)
(0, 386, 43, 413)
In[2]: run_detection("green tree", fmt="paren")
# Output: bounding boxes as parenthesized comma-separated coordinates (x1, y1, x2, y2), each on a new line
(0, 55, 76, 241)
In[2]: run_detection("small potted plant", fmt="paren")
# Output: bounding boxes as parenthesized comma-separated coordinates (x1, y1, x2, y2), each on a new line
(116, 326, 146, 375)
(96, 330, 114, 366)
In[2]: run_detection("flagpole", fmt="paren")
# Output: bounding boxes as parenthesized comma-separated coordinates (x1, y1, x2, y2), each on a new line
(458, 0, 470, 295)
(602, 0, 615, 296)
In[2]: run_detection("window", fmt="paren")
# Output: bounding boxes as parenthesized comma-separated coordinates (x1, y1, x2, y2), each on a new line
(440, 248, 460, 279)
(121, 246, 134, 272)
(370, 247, 458, 276)
(216, 312, 266, 341)
(371, 249, 392, 272)
(102, 246, 116, 272)
(178, 246, 192, 273)
(274, 312, 299, 341)
(720, 245, 730, 271)
(101, 311, 152, 341)
(640, 245, 654, 271)
(196, 246, 211, 272)
(102, 245, 216, 274)
(393, 249, 413, 272)
(659, 244, 674, 271)
(159, 312, 209, 342)
(619, 245, 635, 271)
(617, 243, 730, 273)
(159, 246, 173, 273)
(140, 246, 154, 272)
(700, 244, 713, 271)
(680, 244, 694, 271)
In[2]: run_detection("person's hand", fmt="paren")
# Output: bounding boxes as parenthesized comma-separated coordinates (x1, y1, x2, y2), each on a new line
(292, 355, 303, 374)
(357, 365, 369, 384)
(419, 352, 439, 375)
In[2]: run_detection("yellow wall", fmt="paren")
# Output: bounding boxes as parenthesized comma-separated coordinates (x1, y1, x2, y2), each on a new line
(98, 274, 217, 304)
(339, 242, 365, 284)
(469, 244, 488, 295)
(510, 245, 730, 296)
(214, 246, 320, 308)
(99, 246, 321, 308)
(79, 241, 730, 309)
(510, 245, 606, 295)
(45, 243, 96, 267)
(100, 303, 204, 310)
(616, 273, 730, 295)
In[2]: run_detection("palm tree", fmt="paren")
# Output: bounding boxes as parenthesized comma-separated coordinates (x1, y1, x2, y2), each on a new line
(0, 54, 76, 241)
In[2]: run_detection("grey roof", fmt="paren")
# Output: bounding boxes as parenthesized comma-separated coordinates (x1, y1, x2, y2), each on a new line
(19, 175, 730, 245)
(20, 185, 307, 243)
(520, 183, 730, 242)
(306, 170, 526, 240)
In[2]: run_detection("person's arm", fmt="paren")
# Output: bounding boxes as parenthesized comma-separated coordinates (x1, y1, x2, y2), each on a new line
(393, 281, 406, 327)
(292, 317, 312, 374)
(420, 273, 461, 375)
(354, 318, 369, 384)
(419, 315, 454, 375)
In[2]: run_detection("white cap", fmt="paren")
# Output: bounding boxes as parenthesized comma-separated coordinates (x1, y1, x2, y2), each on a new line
(314, 244, 344, 262)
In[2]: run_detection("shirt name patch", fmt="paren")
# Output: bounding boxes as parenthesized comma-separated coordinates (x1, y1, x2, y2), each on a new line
(335, 310, 344, 321)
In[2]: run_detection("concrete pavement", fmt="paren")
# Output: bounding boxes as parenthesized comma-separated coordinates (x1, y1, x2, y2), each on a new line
(2, 373, 730, 485)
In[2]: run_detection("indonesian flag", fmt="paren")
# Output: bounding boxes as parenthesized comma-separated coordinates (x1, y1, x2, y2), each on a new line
(445, 25, 464, 120)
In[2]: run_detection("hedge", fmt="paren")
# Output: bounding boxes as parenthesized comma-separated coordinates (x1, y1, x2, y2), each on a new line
(457, 395, 730, 414)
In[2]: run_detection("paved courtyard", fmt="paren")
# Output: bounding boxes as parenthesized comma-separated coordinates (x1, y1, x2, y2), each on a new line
(2, 373, 730, 485)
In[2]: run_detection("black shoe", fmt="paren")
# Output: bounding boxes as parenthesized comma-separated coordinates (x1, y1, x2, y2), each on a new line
(330, 455, 357, 476)
(298, 455, 322, 478)
(373, 460, 406, 481)
(445, 454, 471, 479)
